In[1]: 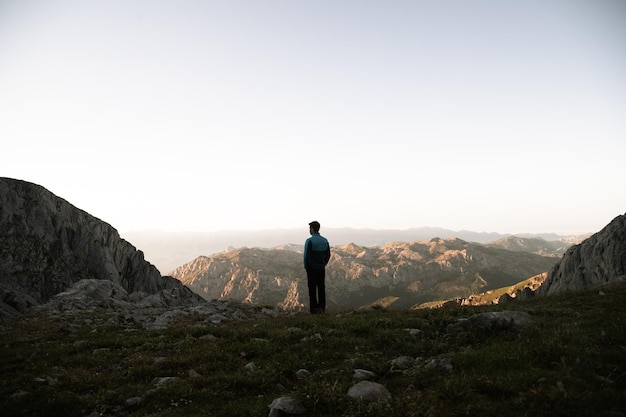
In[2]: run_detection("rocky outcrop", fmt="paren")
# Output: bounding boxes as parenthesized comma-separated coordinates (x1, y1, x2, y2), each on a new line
(537, 213, 626, 296)
(172, 238, 558, 311)
(0, 178, 204, 318)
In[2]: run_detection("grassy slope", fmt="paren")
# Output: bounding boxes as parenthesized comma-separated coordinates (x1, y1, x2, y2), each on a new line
(1, 282, 625, 417)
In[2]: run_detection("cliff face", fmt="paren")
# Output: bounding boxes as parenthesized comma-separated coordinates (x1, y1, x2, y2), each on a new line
(0, 178, 203, 317)
(537, 213, 626, 296)
(172, 238, 558, 311)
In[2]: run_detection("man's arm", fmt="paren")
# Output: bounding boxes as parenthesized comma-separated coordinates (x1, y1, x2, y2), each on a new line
(324, 240, 331, 265)
(303, 239, 310, 269)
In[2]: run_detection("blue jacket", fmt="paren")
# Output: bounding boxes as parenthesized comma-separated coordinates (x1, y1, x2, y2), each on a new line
(304, 233, 331, 270)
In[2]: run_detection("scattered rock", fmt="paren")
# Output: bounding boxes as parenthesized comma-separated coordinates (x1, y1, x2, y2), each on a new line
(390, 356, 417, 370)
(244, 362, 257, 372)
(446, 311, 532, 334)
(188, 369, 202, 378)
(424, 357, 453, 373)
(353, 369, 376, 381)
(125, 396, 143, 407)
(152, 377, 179, 386)
(268, 396, 306, 416)
(10, 390, 30, 400)
(347, 381, 391, 403)
(403, 328, 422, 338)
(295, 369, 311, 380)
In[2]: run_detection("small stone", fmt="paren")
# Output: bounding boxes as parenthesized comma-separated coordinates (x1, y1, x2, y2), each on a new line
(424, 357, 453, 373)
(244, 362, 257, 372)
(10, 390, 30, 399)
(390, 356, 416, 370)
(353, 369, 376, 381)
(295, 369, 311, 380)
(403, 328, 422, 337)
(268, 396, 306, 416)
(125, 396, 143, 407)
(151, 377, 179, 385)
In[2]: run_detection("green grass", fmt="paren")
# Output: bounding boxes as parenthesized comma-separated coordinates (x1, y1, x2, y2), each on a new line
(1, 283, 625, 416)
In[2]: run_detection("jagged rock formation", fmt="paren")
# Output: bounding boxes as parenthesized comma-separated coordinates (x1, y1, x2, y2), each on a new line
(172, 248, 304, 310)
(0, 178, 204, 318)
(172, 238, 558, 311)
(537, 213, 626, 296)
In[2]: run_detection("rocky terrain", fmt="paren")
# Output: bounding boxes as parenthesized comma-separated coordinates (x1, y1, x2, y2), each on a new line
(171, 238, 559, 311)
(0, 178, 205, 320)
(537, 213, 626, 296)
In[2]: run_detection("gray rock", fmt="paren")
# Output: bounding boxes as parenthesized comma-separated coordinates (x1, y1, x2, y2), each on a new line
(347, 381, 391, 403)
(268, 396, 306, 416)
(446, 311, 532, 334)
(125, 396, 143, 407)
(295, 369, 311, 380)
(403, 328, 422, 338)
(92, 348, 110, 356)
(424, 357, 453, 373)
(244, 362, 257, 372)
(151, 377, 179, 385)
(390, 356, 417, 370)
(353, 369, 376, 381)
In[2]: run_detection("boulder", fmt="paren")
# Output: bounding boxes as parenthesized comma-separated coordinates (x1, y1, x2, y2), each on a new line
(346, 381, 391, 403)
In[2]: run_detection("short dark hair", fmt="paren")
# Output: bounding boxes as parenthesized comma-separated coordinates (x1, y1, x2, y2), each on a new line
(308, 221, 321, 232)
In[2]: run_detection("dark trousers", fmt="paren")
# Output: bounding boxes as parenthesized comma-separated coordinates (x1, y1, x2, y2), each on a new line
(306, 268, 326, 314)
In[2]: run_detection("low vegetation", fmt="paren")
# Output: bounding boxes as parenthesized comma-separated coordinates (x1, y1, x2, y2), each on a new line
(1, 283, 625, 417)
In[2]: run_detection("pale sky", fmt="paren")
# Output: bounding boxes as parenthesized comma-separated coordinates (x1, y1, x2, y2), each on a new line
(1, 0, 625, 236)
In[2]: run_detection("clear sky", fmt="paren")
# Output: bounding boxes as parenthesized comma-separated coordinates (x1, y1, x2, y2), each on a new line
(1, 0, 625, 236)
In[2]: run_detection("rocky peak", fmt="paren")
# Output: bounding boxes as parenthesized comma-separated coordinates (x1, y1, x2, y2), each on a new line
(537, 213, 626, 296)
(0, 177, 204, 318)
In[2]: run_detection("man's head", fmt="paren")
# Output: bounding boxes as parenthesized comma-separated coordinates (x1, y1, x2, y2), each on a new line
(309, 221, 321, 234)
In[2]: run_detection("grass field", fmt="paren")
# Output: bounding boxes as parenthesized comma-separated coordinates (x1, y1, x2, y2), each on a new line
(1, 282, 625, 416)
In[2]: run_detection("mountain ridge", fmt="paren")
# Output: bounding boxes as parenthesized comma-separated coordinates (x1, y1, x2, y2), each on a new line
(124, 228, 588, 274)
(171, 237, 559, 311)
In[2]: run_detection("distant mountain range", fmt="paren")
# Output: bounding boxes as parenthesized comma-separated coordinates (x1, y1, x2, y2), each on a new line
(171, 238, 560, 311)
(124, 228, 589, 274)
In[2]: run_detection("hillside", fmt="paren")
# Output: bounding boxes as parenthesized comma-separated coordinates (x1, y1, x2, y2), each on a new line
(171, 238, 558, 310)
(1, 281, 624, 416)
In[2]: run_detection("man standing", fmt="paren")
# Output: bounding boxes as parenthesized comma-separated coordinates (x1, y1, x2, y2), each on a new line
(303, 220, 331, 314)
